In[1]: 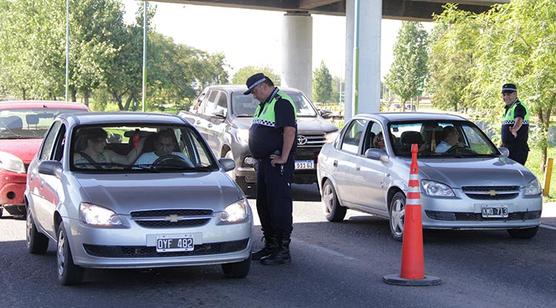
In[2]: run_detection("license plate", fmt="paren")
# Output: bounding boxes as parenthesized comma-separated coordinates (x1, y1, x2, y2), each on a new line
(156, 235, 194, 252)
(295, 160, 315, 170)
(481, 206, 509, 218)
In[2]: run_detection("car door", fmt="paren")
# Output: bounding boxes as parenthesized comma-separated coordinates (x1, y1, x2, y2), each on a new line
(332, 119, 368, 208)
(29, 122, 63, 235)
(205, 90, 229, 157)
(352, 121, 391, 215)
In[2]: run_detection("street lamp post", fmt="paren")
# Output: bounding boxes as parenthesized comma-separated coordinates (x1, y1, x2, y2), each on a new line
(65, 0, 70, 102)
(142, 1, 148, 112)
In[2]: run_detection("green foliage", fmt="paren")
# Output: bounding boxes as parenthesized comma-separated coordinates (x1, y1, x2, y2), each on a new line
(231, 66, 280, 85)
(384, 21, 429, 105)
(429, 0, 556, 169)
(312, 61, 333, 103)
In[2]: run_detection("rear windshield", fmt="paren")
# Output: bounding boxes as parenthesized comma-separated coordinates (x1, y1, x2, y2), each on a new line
(231, 90, 317, 117)
(0, 108, 84, 139)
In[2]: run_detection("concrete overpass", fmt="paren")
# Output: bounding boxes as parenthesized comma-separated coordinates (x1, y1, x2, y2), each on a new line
(149, 0, 506, 118)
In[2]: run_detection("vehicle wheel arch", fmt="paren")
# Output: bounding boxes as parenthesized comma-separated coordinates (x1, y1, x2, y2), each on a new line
(321, 176, 346, 208)
(54, 212, 63, 235)
(387, 186, 405, 211)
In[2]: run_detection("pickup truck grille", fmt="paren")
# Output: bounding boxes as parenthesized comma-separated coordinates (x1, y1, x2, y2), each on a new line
(297, 134, 325, 147)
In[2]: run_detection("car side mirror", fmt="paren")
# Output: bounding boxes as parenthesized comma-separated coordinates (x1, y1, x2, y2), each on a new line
(213, 109, 226, 118)
(319, 109, 332, 119)
(364, 148, 389, 163)
(498, 147, 510, 158)
(38, 160, 62, 178)
(219, 158, 235, 172)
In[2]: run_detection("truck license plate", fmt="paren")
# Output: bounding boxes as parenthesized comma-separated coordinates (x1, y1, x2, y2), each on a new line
(295, 160, 315, 170)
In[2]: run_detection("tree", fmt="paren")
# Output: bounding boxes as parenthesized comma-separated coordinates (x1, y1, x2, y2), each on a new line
(312, 61, 333, 103)
(384, 21, 429, 110)
(231, 66, 280, 85)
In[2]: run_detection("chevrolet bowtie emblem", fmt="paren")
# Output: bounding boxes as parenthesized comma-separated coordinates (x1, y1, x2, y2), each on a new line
(489, 190, 496, 196)
(166, 214, 179, 222)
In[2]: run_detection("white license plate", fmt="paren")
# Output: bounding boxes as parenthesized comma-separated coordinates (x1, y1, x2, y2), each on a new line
(156, 235, 194, 252)
(295, 160, 315, 170)
(481, 206, 509, 218)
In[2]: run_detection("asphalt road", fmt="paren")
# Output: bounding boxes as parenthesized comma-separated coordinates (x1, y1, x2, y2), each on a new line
(1, 184, 555, 308)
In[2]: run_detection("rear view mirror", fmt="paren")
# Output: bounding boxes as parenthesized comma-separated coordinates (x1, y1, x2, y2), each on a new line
(364, 148, 389, 163)
(38, 160, 62, 178)
(319, 109, 332, 119)
(213, 109, 226, 118)
(219, 158, 235, 172)
(498, 147, 510, 158)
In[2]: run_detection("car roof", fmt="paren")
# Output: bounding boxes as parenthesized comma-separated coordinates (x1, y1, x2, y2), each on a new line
(61, 112, 189, 126)
(0, 100, 88, 110)
(203, 84, 302, 94)
(354, 112, 468, 122)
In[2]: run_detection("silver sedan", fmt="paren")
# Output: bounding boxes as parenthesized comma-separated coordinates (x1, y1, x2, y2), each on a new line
(25, 112, 252, 285)
(317, 113, 542, 241)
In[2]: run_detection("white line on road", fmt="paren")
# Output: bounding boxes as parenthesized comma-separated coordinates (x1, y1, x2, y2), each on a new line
(540, 224, 556, 231)
(292, 238, 357, 261)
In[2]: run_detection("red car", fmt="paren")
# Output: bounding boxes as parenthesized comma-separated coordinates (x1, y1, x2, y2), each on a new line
(0, 101, 88, 218)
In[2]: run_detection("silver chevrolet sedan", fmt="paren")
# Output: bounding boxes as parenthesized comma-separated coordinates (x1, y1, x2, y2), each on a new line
(317, 113, 542, 241)
(25, 112, 252, 285)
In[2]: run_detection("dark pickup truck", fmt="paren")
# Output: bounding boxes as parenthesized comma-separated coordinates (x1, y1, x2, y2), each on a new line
(178, 85, 339, 193)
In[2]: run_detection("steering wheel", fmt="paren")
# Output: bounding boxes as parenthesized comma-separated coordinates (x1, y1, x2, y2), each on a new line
(152, 154, 193, 169)
(445, 144, 473, 154)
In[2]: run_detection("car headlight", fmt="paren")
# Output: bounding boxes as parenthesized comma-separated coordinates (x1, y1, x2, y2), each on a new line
(219, 198, 249, 224)
(325, 131, 339, 143)
(0, 151, 26, 173)
(524, 179, 542, 196)
(236, 129, 250, 144)
(80, 203, 123, 227)
(421, 180, 455, 197)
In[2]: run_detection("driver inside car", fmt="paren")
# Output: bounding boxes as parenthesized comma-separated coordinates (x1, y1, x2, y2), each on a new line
(435, 126, 462, 153)
(134, 130, 190, 166)
(74, 127, 144, 167)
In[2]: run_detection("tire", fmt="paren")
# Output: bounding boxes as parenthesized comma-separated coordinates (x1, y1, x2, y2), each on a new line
(507, 226, 539, 239)
(322, 179, 346, 222)
(389, 191, 406, 241)
(57, 224, 83, 285)
(26, 210, 49, 254)
(221, 258, 251, 279)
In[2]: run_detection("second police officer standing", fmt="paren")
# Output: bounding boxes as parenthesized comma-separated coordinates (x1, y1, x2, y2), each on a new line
(500, 83, 529, 165)
(245, 73, 297, 265)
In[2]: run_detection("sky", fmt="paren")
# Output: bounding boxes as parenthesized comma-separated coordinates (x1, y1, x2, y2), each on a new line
(122, 1, 430, 81)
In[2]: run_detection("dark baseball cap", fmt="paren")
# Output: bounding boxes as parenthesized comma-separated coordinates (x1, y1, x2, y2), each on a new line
(244, 73, 272, 95)
(501, 83, 517, 93)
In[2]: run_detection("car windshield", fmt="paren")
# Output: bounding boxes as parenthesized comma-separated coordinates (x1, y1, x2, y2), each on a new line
(388, 120, 499, 158)
(231, 90, 317, 117)
(71, 124, 218, 173)
(0, 108, 82, 139)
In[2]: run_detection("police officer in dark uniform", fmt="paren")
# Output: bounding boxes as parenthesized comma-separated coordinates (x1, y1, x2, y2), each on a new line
(245, 73, 297, 265)
(500, 83, 529, 165)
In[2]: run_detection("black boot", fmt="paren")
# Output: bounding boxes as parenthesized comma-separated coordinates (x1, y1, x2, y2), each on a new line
(260, 237, 291, 265)
(251, 235, 278, 260)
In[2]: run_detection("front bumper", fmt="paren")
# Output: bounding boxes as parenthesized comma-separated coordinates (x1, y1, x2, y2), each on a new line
(65, 216, 252, 269)
(420, 194, 542, 230)
(0, 170, 26, 206)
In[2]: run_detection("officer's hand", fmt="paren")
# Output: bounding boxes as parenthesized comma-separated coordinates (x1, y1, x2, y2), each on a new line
(270, 154, 287, 167)
(509, 127, 517, 138)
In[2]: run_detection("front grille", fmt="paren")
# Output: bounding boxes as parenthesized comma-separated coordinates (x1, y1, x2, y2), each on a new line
(297, 134, 325, 148)
(130, 209, 213, 228)
(462, 186, 520, 200)
(426, 210, 541, 221)
(83, 239, 249, 258)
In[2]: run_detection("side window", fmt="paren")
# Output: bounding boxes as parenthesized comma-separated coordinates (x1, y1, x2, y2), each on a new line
(51, 124, 67, 161)
(362, 122, 385, 153)
(201, 90, 219, 115)
(340, 119, 367, 155)
(214, 91, 228, 116)
(39, 121, 62, 160)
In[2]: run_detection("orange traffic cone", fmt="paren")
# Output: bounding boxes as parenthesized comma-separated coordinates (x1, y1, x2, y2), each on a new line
(383, 144, 441, 286)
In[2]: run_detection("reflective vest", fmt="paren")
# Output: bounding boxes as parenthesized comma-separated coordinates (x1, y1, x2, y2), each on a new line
(501, 101, 529, 125)
(252, 89, 297, 127)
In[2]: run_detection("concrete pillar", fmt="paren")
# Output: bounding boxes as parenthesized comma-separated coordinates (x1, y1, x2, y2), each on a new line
(282, 11, 313, 99)
(344, 0, 381, 118)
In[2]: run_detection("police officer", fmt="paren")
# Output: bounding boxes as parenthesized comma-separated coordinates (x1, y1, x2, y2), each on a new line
(245, 73, 297, 265)
(500, 83, 529, 165)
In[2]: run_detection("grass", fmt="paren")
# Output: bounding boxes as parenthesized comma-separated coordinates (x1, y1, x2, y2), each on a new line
(526, 147, 556, 202)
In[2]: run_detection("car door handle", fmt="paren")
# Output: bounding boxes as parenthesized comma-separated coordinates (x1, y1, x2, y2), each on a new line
(195, 119, 201, 125)
(333, 160, 338, 167)
(356, 166, 360, 171)
(207, 123, 213, 128)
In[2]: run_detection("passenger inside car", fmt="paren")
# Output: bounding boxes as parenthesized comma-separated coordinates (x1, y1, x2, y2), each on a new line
(373, 132, 385, 149)
(134, 130, 192, 166)
(73, 127, 144, 168)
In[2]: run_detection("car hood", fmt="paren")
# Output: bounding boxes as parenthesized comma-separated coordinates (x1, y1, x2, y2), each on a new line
(233, 116, 338, 134)
(415, 157, 534, 188)
(0, 138, 42, 164)
(74, 172, 242, 214)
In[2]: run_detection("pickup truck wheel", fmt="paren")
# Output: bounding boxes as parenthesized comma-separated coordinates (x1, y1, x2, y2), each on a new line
(26, 210, 49, 254)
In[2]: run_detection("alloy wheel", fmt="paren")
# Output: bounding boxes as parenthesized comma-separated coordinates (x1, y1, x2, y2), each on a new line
(391, 198, 405, 238)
